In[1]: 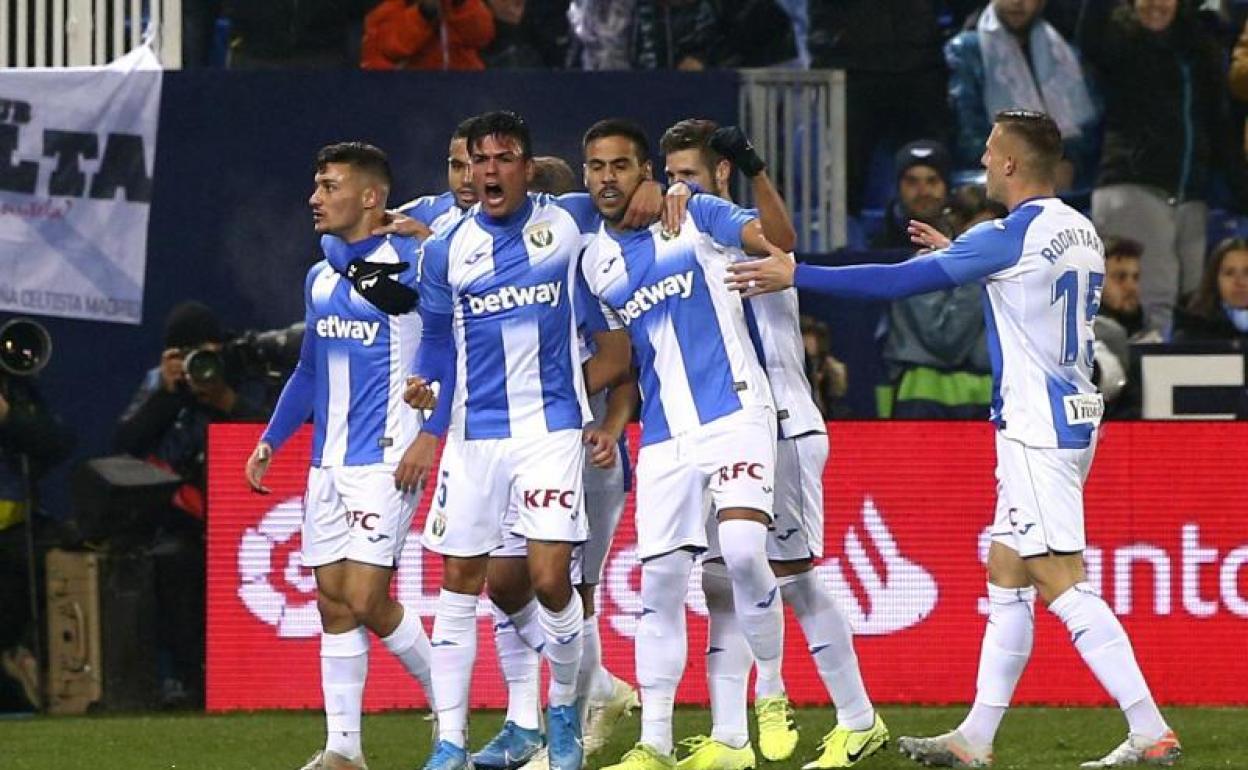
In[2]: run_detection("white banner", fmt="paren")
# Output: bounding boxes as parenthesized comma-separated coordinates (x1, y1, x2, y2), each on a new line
(0, 44, 162, 325)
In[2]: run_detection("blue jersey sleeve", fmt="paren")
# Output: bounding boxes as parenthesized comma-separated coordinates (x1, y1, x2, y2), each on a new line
(398, 193, 451, 226)
(791, 207, 1041, 300)
(575, 266, 610, 338)
(413, 306, 457, 437)
(261, 266, 319, 450)
(418, 231, 454, 315)
(688, 194, 755, 249)
(554, 192, 602, 234)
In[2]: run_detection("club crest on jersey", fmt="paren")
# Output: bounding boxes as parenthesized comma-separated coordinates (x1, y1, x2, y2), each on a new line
(315, 315, 380, 346)
(526, 222, 554, 249)
(615, 270, 695, 326)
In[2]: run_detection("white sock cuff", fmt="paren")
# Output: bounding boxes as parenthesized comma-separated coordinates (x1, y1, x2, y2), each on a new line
(540, 590, 584, 632)
(512, 597, 540, 625)
(322, 627, 369, 657)
(583, 613, 600, 637)
(775, 569, 811, 589)
(381, 605, 423, 654)
(987, 583, 1036, 606)
(439, 589, 480, 619)
(1048, 582, 1097, 622)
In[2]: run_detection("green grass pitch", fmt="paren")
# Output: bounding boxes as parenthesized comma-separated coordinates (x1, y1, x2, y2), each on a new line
(2, 707, 1242, 769)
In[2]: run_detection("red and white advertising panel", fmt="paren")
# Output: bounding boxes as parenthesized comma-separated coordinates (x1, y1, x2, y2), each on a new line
(207, 422, 1248, 712)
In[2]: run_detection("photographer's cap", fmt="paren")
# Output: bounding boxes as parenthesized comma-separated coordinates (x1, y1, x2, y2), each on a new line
(164, 301, 224, 349)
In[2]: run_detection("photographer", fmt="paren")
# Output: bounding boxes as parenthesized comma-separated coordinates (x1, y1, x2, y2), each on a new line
(0, 319, 76, 711)
(113, 301, 269, 706)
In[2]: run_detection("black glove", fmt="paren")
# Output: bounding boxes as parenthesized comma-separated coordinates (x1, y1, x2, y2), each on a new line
(710, 126, 766, 178)
(345, 259, 420, 315)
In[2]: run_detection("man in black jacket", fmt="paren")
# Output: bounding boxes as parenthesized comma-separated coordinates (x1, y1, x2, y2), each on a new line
(1078, 0, 1248, 335)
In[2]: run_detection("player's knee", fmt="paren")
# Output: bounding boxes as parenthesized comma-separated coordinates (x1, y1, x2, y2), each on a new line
(487, 581, 532, 614)
(442, 556, 487, 595)
(317, 593, 354, 630)
(530, 569, 573, 610)
(343, 586, 387, 625)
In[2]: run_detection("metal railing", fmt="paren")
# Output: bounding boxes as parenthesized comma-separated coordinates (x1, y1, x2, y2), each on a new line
(1, 0, 181, 68)
(738, 68, 847, 252)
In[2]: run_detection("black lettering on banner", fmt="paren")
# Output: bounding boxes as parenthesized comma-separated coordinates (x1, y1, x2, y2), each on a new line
(0, 99, 32, 125)
(0, 124, 37, 194)
(89, 133, 152, 202)
(44, 130, 98, 198)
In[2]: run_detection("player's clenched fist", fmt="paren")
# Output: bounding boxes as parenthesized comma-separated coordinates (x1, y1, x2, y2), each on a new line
(403, 376, 439, 410)
(245, 441, 273, 494)
(582, 427, 617, 469)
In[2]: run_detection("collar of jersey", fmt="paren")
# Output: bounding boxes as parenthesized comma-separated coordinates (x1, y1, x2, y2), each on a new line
(320, 234, 386, 273)
(476, 197, 534, 230)
(1013, 195, 1056, 210)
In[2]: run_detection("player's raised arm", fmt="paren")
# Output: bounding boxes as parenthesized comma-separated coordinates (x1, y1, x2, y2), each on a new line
(709, 126, 797, 252)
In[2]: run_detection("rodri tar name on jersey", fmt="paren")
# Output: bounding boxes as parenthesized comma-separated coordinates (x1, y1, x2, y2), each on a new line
(0, 97, 152, 203)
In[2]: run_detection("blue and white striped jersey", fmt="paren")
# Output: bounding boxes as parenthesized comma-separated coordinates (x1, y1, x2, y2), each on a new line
(418, 193, 592, 440)
(397, 191, 468, 238)
(580, 194, 771, 446)
(793, 196, 1104, 449)
(262, 235, 423, 466)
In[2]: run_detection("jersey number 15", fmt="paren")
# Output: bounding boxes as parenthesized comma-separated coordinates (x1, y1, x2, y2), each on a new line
(1052, 269, 1104, 368)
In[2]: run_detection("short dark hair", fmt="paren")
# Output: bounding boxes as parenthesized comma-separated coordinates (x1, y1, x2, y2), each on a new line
(452, 117, 474, 141)
(583, 118, 651, 163)
(465, 111, 533, 158)
(1104, 235, 1144, 261)
(531, 156, 578, 195)
(659, 118, 721, 169)
(993, 109, 1063, 178)
(315, 142, 392, 186)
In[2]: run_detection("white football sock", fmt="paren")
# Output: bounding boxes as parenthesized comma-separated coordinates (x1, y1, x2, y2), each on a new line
(957, 584, 1035, 747)
(381, 603, 435, 710)
(431, 589, 479, 748)
(717, 520, 785, 695)
(578, 609, 616, 703)
(492, 601, 541, 731)
(1049, 583, 1168, 740)
(636, 550, 694, 756)
(779, 570, 874, 731)
(322, 626, 368, 761)
(702, 562, 751, 749)
(539, 591, 585, 707)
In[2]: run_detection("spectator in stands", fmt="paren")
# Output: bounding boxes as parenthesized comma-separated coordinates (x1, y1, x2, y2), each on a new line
(1093, 236, 1144, 412)
(362, 0, 495, 70)
(1078, 0, 1248, 335)
(0, 341, 75, 712)
(809, 0, 951, 214)
(626, 0, 795, 70)
(873, 140, 952, 250)
(1172, 237, 1248, 342)
(481, 0, 571, 68)
(800, 316, 850, 418)
(1234, 17, 1248, 104)
(568, 0, 635, 69)
(226, 0, 379, 68)
(944, 183, 1009, 235)
(880, 180, 993, 419)
(945, 0, 1099, 189)
(114, 302, 269, 706)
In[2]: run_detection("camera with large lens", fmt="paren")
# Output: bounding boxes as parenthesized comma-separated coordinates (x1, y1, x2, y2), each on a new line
(183, 323, 304, 387)
(0, 317, 52, 377)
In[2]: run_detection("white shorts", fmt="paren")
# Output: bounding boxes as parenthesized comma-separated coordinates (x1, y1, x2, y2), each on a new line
(302, 464, 418, 569)
(990, 431, 1097, 558)
(706, 430, 828, 562)
(421, 429, 588, 558)
(634, 406, 776, 561)
(573, 453, 628, 585)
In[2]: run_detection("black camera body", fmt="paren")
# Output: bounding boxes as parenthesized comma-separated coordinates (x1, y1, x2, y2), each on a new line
(183, 323, 304, 386)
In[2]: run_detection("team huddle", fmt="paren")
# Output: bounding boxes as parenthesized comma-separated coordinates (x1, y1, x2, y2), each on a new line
(245, 109, 1181, 770)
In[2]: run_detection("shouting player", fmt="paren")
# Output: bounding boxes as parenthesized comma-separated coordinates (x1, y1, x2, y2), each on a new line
(245, 142, 433, 770)
(729, 110, 1180, 769)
